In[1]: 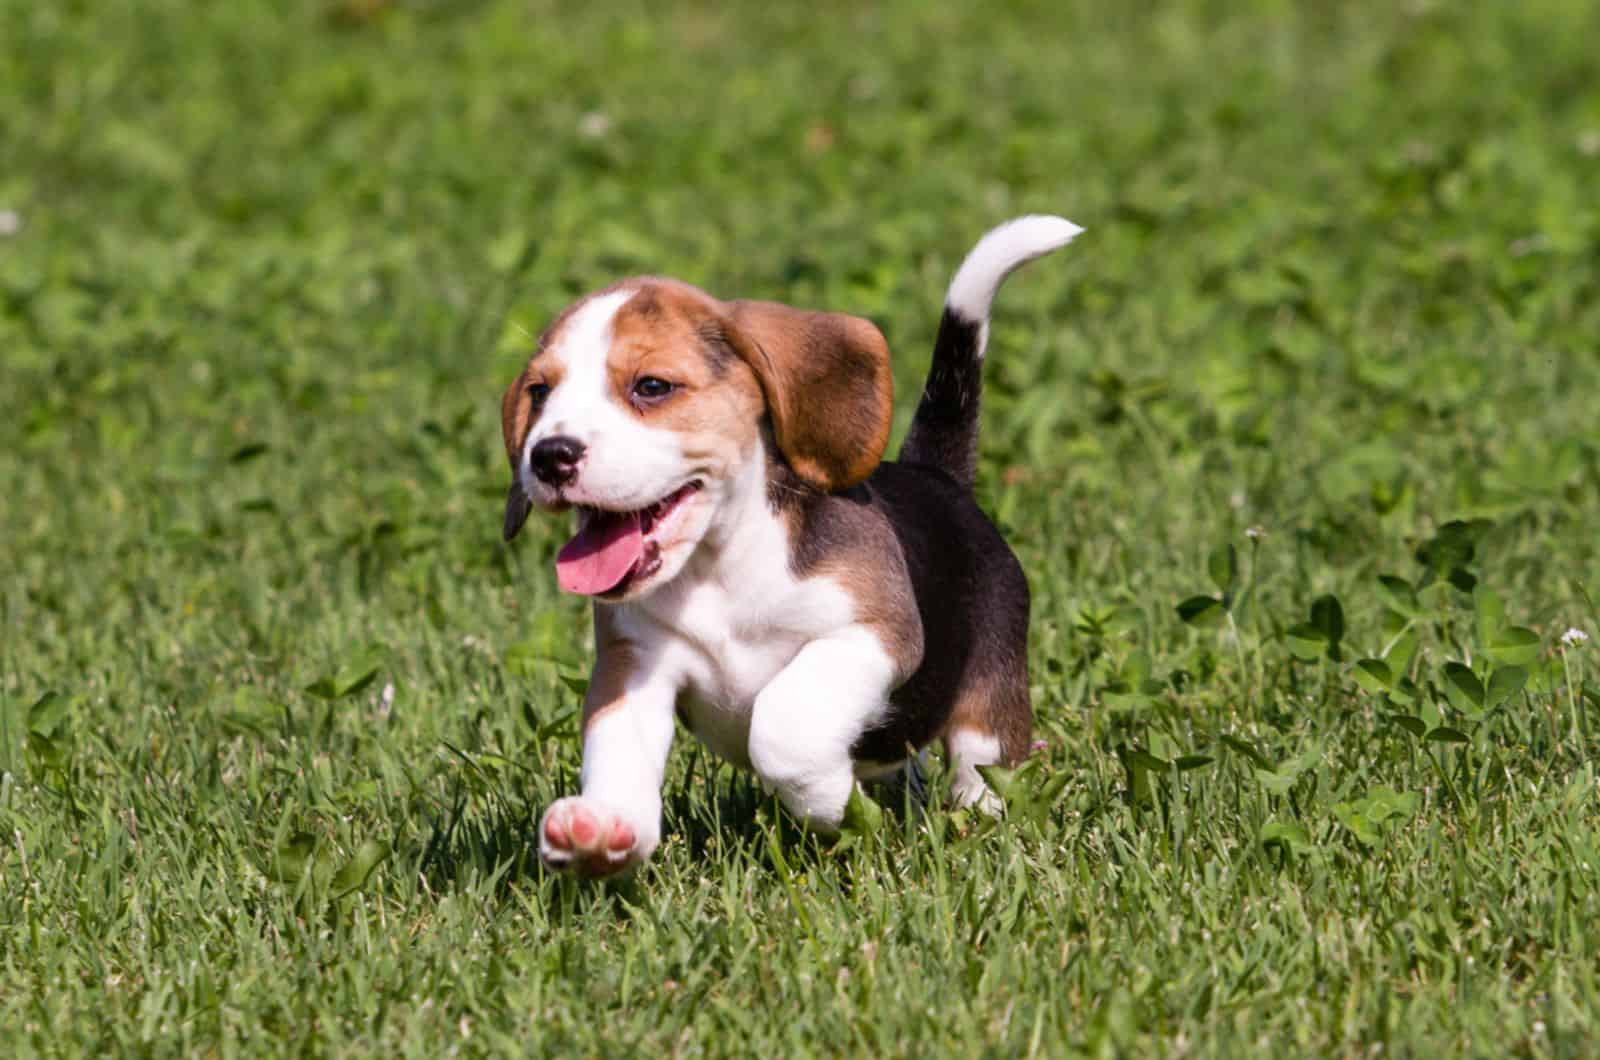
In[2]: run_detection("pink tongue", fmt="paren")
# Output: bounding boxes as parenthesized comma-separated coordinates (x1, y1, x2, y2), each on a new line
(555, 511, 644, 595)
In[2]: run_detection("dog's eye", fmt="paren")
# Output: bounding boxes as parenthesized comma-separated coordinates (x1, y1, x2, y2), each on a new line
(526, 382, 551, 407)
(632, 377, 674, 401)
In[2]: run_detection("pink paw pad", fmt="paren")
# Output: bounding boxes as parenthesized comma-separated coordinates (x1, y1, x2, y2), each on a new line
(540, 799, 638, 877)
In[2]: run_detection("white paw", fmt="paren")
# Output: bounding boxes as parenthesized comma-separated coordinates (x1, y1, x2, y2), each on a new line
(952, 776, 1005, 817)
(539, 797, 643, 877)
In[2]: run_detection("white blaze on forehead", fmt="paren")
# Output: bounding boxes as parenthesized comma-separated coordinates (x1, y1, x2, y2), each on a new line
(535, 288, 634, 440)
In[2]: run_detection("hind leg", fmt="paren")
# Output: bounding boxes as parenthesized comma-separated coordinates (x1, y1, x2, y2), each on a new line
(940, 661, 1032, 815)
(945, 728, 1005, 814)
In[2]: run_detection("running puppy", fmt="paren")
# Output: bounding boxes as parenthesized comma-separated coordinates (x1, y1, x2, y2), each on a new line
(500, 216, 1081, 875)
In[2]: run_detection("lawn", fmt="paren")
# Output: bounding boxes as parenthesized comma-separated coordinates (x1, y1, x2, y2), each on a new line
(4, 0, 1600, 1054)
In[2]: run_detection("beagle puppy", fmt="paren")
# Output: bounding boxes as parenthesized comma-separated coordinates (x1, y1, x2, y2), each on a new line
(501, 216, 1081, 876)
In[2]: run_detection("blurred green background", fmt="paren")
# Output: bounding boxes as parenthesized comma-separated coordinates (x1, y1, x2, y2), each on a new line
(3, 1, 1599, 1055)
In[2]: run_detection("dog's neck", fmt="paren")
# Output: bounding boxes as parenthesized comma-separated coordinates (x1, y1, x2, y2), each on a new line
(622, 442, 801, 635)
(692, 443, 790, 585)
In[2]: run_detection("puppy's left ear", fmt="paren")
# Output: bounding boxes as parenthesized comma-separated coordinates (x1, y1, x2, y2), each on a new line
(501, 371, 534, 541)
(723, 300, 893, 491)
(503, 484, 531, 542)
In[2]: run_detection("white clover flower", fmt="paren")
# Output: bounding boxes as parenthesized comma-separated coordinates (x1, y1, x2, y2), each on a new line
(0, 210, 20, 237)
(578, 111, 613, 139)
(1245, 525, 1266, 541)
(1561, 628, 1589, 647)
(1509, 234, 1549, 258)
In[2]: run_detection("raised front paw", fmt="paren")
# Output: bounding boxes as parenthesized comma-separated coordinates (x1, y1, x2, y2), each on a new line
(539, 797, 644, 877)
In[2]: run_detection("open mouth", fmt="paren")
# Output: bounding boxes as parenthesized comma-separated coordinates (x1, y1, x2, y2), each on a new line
(554, 482, 702, 597)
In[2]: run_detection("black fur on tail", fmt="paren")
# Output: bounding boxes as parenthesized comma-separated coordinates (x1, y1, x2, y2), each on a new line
(898, 307, 984, 491)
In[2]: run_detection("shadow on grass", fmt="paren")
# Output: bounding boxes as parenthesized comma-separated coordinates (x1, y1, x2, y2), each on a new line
(409, 750, 935, 905)
(414, 782, 544, 894)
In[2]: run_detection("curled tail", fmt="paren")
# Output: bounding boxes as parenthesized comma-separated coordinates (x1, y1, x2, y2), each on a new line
(899, 215, 1082, 490)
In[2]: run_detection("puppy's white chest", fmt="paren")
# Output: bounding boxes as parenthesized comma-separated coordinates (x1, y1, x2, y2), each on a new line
(620, 574, 855, 764)
(677, 629, 803, 768)
(663, 581, 812, 703)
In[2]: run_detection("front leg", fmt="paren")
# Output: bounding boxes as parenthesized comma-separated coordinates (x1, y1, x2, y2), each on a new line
(540, 618, 677, 877)
(747, 628, 899, 834)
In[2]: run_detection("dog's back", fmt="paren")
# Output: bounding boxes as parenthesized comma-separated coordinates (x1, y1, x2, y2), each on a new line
(782, 215, 1082, 798)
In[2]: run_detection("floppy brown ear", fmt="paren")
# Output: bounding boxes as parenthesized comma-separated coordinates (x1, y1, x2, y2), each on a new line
(501, 371, 533, 541)
(723, 300, 893, 491)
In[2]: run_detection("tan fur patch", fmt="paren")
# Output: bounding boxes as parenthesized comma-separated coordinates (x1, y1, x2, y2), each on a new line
(500, 356, 566, 466)
(500, 367, 533, 471)
(778, 484, 924, 685)
(603, 283, 767, 471)
(814, 557, 923, 684)
(941, 673, 1031, 765)
(583, 606, 639, 735)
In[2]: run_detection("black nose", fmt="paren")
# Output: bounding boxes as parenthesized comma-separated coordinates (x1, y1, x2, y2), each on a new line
(529, 435, 585, 486)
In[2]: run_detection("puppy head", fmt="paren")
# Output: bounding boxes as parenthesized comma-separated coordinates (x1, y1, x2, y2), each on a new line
(500, 279, 892, 600)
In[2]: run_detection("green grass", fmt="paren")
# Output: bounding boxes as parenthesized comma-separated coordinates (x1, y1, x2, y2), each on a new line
(4, 0, 1600, 1054)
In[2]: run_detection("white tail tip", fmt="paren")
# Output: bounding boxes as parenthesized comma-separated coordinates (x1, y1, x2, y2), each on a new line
(945, 214, 1082, 325)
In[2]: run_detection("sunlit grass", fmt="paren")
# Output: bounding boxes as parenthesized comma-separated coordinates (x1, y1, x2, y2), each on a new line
(3, 0, 1599, 1054)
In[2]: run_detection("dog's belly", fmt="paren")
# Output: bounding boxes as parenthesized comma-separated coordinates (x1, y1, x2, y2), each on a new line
(675, 692, 754, 768)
